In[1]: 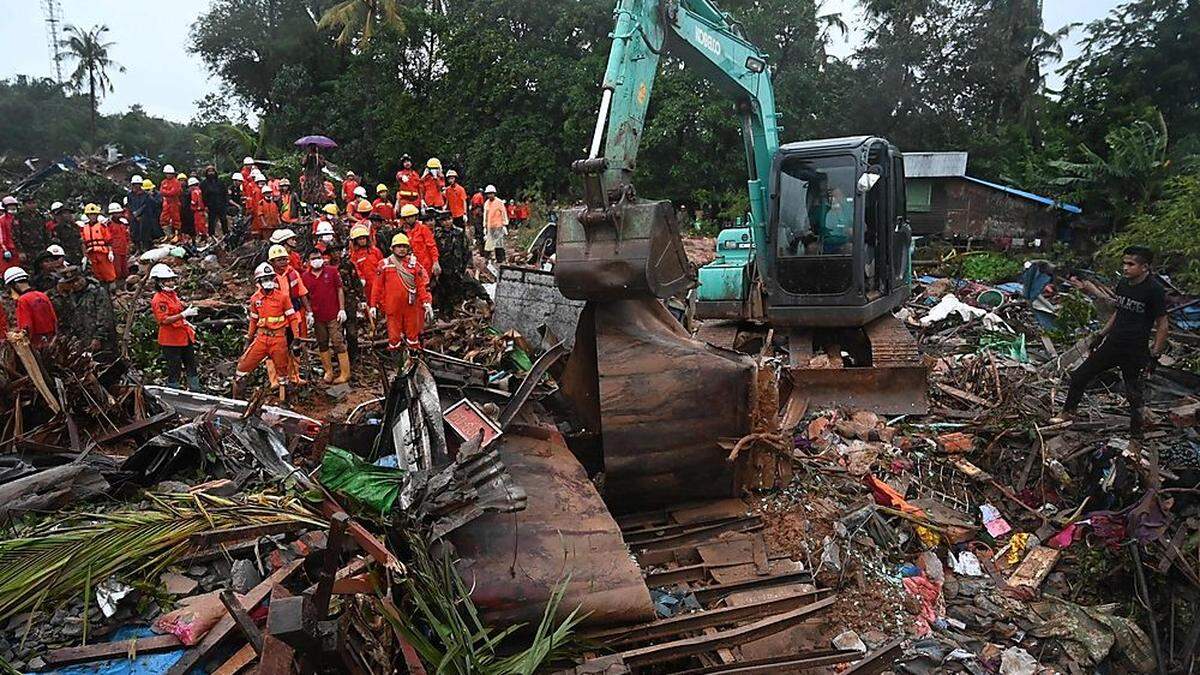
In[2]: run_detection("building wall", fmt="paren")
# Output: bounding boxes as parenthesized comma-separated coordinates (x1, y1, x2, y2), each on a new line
(910, 178, 1062, 245)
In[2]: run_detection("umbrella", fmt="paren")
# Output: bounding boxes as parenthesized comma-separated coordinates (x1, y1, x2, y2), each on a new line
(294, 135, 338, 149)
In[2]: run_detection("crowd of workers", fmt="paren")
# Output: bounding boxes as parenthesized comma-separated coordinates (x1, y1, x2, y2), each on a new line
(0, 151, 517, 399)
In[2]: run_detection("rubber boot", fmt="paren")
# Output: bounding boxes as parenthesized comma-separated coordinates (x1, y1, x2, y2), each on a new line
(334, 351, 351, 384)
(319, 350, 335, 384)
(187, 375, 202, 392)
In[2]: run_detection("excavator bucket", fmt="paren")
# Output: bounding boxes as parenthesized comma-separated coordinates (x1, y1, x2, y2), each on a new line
(555, 198, 695, 302)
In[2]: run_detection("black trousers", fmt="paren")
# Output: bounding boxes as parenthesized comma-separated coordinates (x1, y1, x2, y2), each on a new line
(207, 209, 228, 238)
(1063, 339, 1148, 435)
(162, 344, 197, 385)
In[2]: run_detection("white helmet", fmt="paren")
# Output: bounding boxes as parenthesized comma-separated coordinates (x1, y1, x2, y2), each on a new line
(130, 174, 143, 184)
(149, 263, 177, 280)
(107, 202, 123, 214)
(187, 177, 199, 186)
(315, 221, 335, 236)
(1, 196, 18, 207)
(252, 171, 266, 182)
(254, 262, 276, 279)
(163, 164, 176, 174)
(50, 201, 65, 211)
(269, 228, 297, 244)
(243, 156, 255, 166)
(353, 186, 367, 198)
(484, 184, 497, 194)
(3, 267, 28, 285)
(231, 172, 244, 181)
(45, 244, 65, 257)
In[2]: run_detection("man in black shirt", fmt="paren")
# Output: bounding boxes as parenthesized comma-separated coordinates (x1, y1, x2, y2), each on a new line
(1053, 246, 1169, 437)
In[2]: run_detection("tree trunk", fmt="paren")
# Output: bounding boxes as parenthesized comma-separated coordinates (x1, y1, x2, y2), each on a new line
(88, 66, 97, 147)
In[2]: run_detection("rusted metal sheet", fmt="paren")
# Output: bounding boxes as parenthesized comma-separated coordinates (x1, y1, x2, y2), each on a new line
(788, 365, 928, 415)
(563, 297, 753, 512)
(448, 427, 655, 628)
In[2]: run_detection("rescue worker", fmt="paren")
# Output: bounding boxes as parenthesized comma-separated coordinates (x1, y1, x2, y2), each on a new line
(46, 202, 83, 265)
(246, 171, 267, 239)
(159, 165, 183, 241)
(314, 221, 337, 256)
(186, 176, 208, 240)
(177, 173, 195, 242)
(30, 244, 66, 292)
(395, 154, 421, 210)
(315, 203, 340, 235)
(420, 158, 446, 210)
(137, 179, 164, 246)
(5, 266, 57, 347)
(0, 196, 19, 273)
(482, 184, 509, 262)
(370, 233, 433, 351)
(349, 223, 383, 314)
(432, 209, 491, 315)
(342, 171, 360, 207)
(278, 178, 299, 225)
(106, 203, 132, 278)
(268, 244, 311, 384)
(269, 228, 305, 273)
(469, 188, 486, 254)
(372, 184, 395, 221)
(200, 165, 229, 239)
(129, 177, 155, 247)
(80, 203, 117, 283)
(301, 248, 350, 384)
(352, 185, 368, 208)
(233, 262, 295, 400)
(445, 170, 468, 229)
(241, 157, 256, 185)
(330, 238, 364, 360)
(258, 174, 282, 239)
(15, 195, 47, 262)
(398, 204, 439, 278)
(353, 198, 373, 224)
(55, 264, 118, 356)
(149, 263, 200, 390)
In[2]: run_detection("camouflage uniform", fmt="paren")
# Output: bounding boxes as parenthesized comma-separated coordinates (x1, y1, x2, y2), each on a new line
(432, 222, 490, 315)
(334, 253, 364, 360)
(49, 215, 85, 266)
(55, 277, 118, 355)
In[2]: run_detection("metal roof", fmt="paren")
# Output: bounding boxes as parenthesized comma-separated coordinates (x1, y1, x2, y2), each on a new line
(903, 152, 968, 178)
(962, 176, 1082, 214)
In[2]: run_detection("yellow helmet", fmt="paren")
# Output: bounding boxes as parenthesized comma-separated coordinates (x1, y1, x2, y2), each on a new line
(356, 198, 373, 213)
(399, 203, 420, 218)
(375, 183, 388, 194)
(426, 157, 442, 170)
(177, 173, 187, 181)
(83, 203, 102, 215)
(349, 224, 370, 240)
(322, 203, 339, 216)
(268, 244, 289, 260)
(390, 233, 410, 248)
(142, 179, 155, 190)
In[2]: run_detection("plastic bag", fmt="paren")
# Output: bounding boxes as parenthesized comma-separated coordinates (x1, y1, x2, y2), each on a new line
(319, 446, 406, 517)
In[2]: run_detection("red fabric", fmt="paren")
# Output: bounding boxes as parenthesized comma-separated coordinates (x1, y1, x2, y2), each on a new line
(300, 266, 342, 323)
(405, 221, 439, 275)
(16, 290, 57, 346)
(0, 213, 17, 273)
(152, 290, 195, 346)
(342, 179, 359, 206)
(470, 192, 485, 208)
(395, 169, 421, 204)
(372, 254, 430, 349)
(0, 302, 8, 336)
(244, 182, 265, 237)
(420, 173, 445, 208)
(445, 183, 468, 218)
(109, 218, 131, 278)
(350, 245, 384, 306)
(189, 187, 208, 236)
(288, 250, 304, 274)
(372, 199, 395, 221)
(160, 177, 183, 227)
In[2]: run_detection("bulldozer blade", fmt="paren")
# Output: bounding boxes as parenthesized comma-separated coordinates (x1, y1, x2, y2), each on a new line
(555, 198, 695, 301)
(788, 365, 929, 416)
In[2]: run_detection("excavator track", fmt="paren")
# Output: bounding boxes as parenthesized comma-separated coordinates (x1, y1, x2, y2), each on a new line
(865, 313, 922, 367)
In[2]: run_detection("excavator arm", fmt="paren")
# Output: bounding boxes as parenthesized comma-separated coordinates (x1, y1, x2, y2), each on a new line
(556, 0, 780, 301)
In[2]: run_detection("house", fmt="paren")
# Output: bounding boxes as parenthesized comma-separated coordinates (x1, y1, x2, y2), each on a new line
(903, 151, 1080, 248)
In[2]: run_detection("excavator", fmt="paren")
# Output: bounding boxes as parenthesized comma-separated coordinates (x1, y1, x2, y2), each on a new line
(552, 0, 927, 510)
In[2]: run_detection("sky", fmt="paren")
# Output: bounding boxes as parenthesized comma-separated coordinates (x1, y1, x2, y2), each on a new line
(0, 0, 1127, 124)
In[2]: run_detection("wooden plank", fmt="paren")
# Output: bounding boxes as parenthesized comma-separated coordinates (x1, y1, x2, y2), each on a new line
(45, 634, 183, 667)
(220, 590, 264, 654)
(257, 635, 298, 675)
(211, 644, 256, 675)
(166, 559, 304, 675)
(1007, 545, 1060, 590)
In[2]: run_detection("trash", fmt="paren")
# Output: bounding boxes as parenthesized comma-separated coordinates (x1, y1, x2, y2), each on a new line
(94, 579, 133, 618)
(948, 550, 984, 577)
(318, 446, 406, 517)
(980, 503, 1012, 537)
(153, 591, 233, 645)
(999, 646, 1039, 675)
(920, 293, 1010, 331)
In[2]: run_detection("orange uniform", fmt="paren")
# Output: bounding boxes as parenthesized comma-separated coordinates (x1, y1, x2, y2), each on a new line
(160, 177, 183, 228)
(109, 216, 131, 278)
(420, 173, 445, 208)
(236, 288, 294, 376)
(405, 220, 439, 276)
(371, 253, 430, 350)
(15, 290, 57, 347)
(81, 221, 116, 282)
(279, 193, 299, 224)
(260, 198, 282, 236)
(151, 290, 196, 346)
(288, 250, 304, 274)
(342, 179, 359, 206)
(372, 199, 395, 221)
(445, 183, 468, 219)
(189, 186, 208, 237)
(350, 244, 384, 307)
(395, 169, 421, 206)
(0, 213, 16, 273)
(244, 181, 265, 237)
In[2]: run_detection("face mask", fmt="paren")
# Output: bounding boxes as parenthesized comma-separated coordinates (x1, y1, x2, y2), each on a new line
(260, 280, 277, 290)
(309, 258, 324, 270)
(162, 283, 176, 292)
(320, 234, 333, 243)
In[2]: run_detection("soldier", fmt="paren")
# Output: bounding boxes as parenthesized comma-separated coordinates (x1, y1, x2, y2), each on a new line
(54, 264, 118, 356)
(46, 202, 84, 265)
(30, 245, 66, 293)
(15, 195, 48, 262)
(330, 237, 365, 361)
(432, 209, 490, 316)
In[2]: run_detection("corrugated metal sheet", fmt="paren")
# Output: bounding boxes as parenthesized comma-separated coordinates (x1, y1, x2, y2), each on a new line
(903, 151, 969, 178)
(963, 176, 1082, 214)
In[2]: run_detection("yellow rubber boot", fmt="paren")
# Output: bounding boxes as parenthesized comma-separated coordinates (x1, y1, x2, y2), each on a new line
(334, 351, 351, 384)
(319, 350, 335, 384)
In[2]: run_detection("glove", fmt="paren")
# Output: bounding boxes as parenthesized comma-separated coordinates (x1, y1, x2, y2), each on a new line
(1088, 333, 1105, 351)
(432, 261, 442, 276)
(2, 251, 10, 261)
(107, 251, 114, 262)
(368, 307, 377, 320)
(181, 307, 199, 318)
(337, 309, 347, 323)
(80, 256, 89, 271)
(424, 303, 435, 323)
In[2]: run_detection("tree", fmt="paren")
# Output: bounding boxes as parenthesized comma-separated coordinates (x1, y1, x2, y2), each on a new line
(318, 0, 407, 46)
(1100, 171, 1200, 293)
(60, 24, 125, 147)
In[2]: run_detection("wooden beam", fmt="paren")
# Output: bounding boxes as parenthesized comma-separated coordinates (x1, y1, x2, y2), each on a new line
(211, 644, 256, 675)
(44, 634, 183, 668)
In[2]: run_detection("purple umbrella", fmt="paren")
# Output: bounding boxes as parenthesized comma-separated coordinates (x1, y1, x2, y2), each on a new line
(294, 135, 338, 149)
